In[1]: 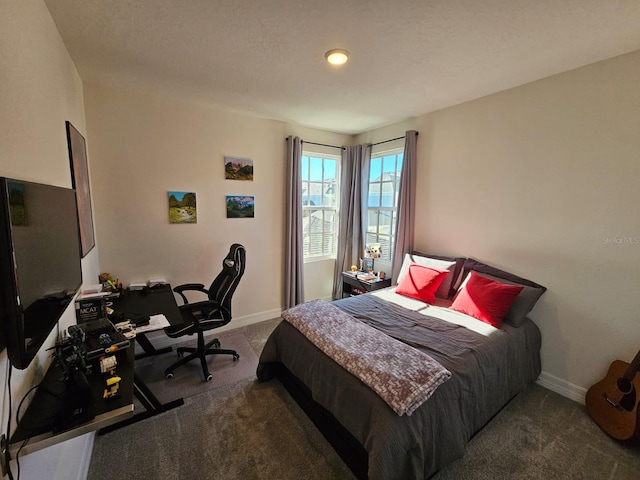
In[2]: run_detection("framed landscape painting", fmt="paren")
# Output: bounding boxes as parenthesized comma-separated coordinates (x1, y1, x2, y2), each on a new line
(66, 121, 95, 257)
(169, 191, 197, 223)
(226, 195, 254, 218)
(224, 156, 253, 181)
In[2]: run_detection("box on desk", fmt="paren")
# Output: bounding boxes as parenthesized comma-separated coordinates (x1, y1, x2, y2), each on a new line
(75, 294, 107, 324)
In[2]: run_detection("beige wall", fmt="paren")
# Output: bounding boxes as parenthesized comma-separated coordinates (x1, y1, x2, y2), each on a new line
(361, 50, 640, 394)
(0, 0, 100, 477)
(83, 84, 350, 320)
(3, 4, 639, 475)
(0, 2, 347, 474)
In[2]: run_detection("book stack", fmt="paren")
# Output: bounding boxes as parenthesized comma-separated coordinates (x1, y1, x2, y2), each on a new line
(81, 284, 103, 295)
(357, 272, 376, 281)
(147, 278, 167, 288)
(75, 292, 108, 324)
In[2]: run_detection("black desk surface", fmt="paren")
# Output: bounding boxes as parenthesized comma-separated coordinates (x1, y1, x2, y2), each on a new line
(10, 347, 134, 453)
(110, 284, 182, 326)
(8, 286, 185, 457)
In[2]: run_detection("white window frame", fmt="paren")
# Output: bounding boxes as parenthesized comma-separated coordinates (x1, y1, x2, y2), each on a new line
(301, 151, 340, 262)
(365, 148, 403, 262)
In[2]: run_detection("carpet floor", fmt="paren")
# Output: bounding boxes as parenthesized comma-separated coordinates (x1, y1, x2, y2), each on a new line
(134, 332, 259, 403)
(88, 319, 640, 480)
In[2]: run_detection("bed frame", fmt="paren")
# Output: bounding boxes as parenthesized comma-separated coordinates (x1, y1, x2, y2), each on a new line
(275, 363, 368, 479)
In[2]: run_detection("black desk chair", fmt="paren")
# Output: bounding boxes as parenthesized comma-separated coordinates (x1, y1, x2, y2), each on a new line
(164, 243, 246, 381)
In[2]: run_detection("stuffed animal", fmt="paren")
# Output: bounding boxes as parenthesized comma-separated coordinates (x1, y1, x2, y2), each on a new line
(365, 244, 381, 259)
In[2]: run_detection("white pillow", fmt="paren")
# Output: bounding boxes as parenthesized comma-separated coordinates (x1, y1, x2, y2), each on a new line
(396, 254, 457, 299)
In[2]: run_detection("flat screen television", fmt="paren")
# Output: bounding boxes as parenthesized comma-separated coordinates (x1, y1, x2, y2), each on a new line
(0, 177, 83, 370)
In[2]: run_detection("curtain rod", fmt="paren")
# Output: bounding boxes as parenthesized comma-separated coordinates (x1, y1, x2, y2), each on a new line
(302, 140, 344, 150)
(372, 134, 414, 146)
(286, 133, 417, 149)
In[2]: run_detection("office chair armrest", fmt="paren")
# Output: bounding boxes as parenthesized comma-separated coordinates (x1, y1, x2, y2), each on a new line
(173, 283, 209, 305)
(178, 300, 231, 325)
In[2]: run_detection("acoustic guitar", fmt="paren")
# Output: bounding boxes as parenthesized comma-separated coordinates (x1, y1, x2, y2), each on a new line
(585, 349, 640, 440)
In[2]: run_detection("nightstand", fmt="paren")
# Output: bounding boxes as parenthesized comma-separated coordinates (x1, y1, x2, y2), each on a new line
(341, 271, 392, 298)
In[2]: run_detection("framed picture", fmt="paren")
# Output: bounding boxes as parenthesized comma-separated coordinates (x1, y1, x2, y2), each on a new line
(226, 195, 254, 218)
(168, 191, 197, 223)
(66, 121, 95, 257)
(224, 156, 253, 181)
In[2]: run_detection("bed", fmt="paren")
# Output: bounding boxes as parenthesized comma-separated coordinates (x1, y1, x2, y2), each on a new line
(257, 254, 546, 479)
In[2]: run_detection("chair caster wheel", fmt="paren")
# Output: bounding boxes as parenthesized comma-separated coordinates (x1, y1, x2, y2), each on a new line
(166, 372, 174, 379)
(205, 374, 213, 382)
(233, 354, 240, 361)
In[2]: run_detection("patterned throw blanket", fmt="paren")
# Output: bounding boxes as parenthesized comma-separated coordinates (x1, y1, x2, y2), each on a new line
(282, 299, 451, 416)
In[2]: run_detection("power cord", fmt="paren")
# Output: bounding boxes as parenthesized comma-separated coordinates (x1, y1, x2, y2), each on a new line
(4, 368, 65, 480)
(4, 324, 67, 480)
(12, 381, 66, 480)
(4, 323, 88, 479)
(5, 364, 14, 480)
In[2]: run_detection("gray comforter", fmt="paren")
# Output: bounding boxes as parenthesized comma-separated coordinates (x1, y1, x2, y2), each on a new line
(282, 299, 452, 416)
(257, 293, 541, 480)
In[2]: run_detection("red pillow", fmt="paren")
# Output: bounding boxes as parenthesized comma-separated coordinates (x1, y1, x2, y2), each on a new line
(395, 263, 449, 304)
(450, 272, 524, 327)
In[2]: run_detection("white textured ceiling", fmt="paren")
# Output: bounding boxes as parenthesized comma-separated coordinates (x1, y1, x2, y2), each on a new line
(44, 0, 640, 135)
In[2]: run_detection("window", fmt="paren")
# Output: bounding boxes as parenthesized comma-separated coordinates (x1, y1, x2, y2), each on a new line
(366, 149, 403, 261)
(301, 153, 340, 260)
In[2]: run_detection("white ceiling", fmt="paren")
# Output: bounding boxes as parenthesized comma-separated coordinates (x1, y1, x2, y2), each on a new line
(44, 0, 640, 135)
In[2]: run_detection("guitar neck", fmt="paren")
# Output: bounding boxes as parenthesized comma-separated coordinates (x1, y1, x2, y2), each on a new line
(624, 349, 640, 381)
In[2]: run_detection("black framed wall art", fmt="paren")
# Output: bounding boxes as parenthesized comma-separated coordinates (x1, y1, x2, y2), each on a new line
(66, 121, 95, 257)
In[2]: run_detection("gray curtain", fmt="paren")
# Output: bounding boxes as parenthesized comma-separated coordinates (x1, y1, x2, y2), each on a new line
(285, 136, 304, 308)
(332, 143, 371, 299)
(391, 130, 418, 282)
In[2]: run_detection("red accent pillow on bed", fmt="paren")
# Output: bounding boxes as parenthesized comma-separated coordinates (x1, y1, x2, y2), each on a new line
(450, 271, 524, 327)
(395, 263, 449, 304)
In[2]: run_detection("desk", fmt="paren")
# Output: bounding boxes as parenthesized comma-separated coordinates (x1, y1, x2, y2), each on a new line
(9, 347, 134, 458)
(109, 285, 182, 359)
(6, 285, 185, 461)
(98, 284, 185, 433)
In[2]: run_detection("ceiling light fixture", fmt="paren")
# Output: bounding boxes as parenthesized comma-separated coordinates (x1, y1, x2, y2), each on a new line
(325, 49, 349, 66)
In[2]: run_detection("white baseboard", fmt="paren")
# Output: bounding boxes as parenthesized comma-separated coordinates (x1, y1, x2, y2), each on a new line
(536, 371, 587, 405)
